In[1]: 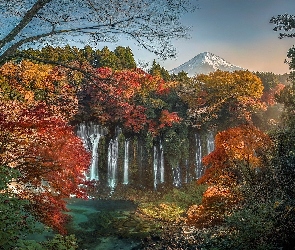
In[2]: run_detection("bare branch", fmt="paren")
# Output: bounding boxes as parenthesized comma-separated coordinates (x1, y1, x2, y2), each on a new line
(0, 0, 195, 64)
(0, 0, 51, 49)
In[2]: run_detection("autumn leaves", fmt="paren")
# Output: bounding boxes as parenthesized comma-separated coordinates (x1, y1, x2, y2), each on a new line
(0, 47, 284, 235)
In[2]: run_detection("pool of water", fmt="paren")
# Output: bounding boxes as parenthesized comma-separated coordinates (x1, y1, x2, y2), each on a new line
(65, 199, 149, 250)
(25, 198, 159, 249)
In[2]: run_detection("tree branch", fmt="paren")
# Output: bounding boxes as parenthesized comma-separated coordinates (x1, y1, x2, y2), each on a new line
(0, 0, 51, 49)
(0, 15, 139, 65)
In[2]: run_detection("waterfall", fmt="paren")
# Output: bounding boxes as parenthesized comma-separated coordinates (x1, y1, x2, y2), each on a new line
(153, 145, 158, 190)
(108, 136, 119, 190)
(77, 123, 105, 181)
(153, 140, 165, 189)
(195, 133, 203, 179)
(160, 140, 164, 183)
(123, 139, 129, 185)
(173, 166, 181, 187)
(76, 122, 213, 189)
(207, 131, 215, 154)
(184, 159, 189, 183)
(89, 134, 100, 180)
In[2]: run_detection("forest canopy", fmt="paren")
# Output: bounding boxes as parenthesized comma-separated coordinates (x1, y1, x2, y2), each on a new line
(0, 7, 295, 248)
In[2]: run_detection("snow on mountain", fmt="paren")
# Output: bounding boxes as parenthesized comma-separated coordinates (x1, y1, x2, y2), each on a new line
(170, 52, 245, 77)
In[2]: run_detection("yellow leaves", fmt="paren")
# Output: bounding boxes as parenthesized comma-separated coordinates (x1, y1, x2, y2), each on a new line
(139, 202, 185, 222)
(200, 70, 264, 102)
(0, 60, 78, 120)
(23, 91, 35, 103)
(0, 61, 59, 92)
(181, 70, 265, 127)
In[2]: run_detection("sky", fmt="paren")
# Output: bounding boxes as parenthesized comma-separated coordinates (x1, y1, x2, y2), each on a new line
(114, 0, 295, 74)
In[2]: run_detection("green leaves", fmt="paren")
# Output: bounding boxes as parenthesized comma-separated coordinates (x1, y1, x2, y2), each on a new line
(270, 14, 295, 39)
(0, 166, 37, 249)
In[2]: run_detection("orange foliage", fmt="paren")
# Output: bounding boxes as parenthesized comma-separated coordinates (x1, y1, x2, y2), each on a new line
(187, 183, 240, 227)
(0, 60, 78, 120)
(187, 125, 272, 228)
(261, 83, 285, 106)
(199, 125, 272, 185)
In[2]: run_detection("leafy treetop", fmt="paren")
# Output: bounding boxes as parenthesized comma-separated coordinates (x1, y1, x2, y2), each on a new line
(179, 70, 265, 129)
(270, 14, 295, 39)
(19, 45, 137, 70)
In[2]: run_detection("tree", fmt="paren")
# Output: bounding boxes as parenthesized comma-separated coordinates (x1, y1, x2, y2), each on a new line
(250, 72, 285, 130)
(80, 67, 181, 135)
(199, 125, 272, 185)
(270, 14, 295, 39)
(0, 61, 91, 233)
(0, 60, 79, 119)
(114, 46, 137, 69)
(149, 60, 171, 81)
(20, 45, 137, 70)
(0, 0, 195, 65)
(0, 100, 90, 233)
(186, 125, 272, 228)
(180, 70, 265, 129)
(254, 71, 280, 91)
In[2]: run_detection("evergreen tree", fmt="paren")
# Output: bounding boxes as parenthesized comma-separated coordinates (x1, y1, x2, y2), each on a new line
(149, 60, 171, 81)
(19, 45, 138, 70)
(254, 71, 280, 91)
(114, 46, 137, 69)
(96, 46, 120, 69)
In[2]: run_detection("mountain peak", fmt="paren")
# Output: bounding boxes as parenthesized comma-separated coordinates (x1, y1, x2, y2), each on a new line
(170, 52, 245, 77)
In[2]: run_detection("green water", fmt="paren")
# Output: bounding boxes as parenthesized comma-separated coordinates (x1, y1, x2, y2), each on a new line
(65, 199, 153, 250)
(25, 199, 160, 249)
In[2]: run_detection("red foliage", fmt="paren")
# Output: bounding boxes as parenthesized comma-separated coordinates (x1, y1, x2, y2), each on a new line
(187, 125, 272, 228)
(261, 83, 285, 105)
(85, 67, 180, 134)
(0, 100, 90, 233)
(159, 109, 182, 129)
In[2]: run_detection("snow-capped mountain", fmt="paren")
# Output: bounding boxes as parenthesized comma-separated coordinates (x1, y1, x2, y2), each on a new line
(170, 52, 245, 77)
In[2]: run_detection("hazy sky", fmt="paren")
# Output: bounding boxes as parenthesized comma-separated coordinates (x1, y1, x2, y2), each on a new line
(115, 0, 295, 74)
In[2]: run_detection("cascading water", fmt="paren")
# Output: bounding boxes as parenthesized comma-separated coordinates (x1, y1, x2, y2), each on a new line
(76, 123, 213, 190)
(153, 145, 158, 190)
(195, 133, 203, 179)
(153, 140, 165, 189)
(160, 140, 164, 184)
(123, 139, 129, 185)
(108, 136, 119, 190)
(184, 159, 189, 184)
(77, 123, 105, 181)
(173, 166, 181, 187)
(89, 134, 100, 180)
(207, 131, 215, 154)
